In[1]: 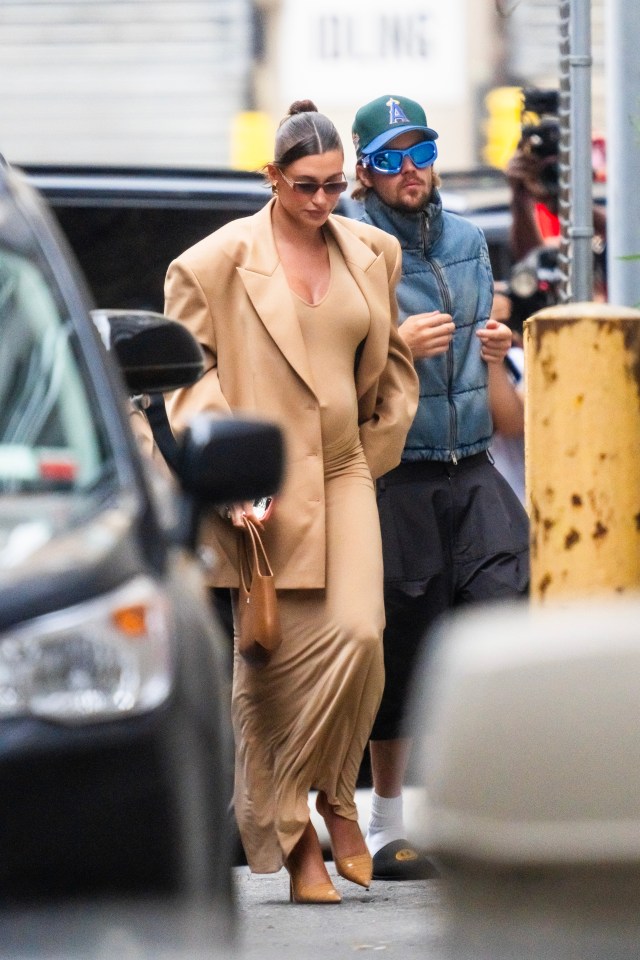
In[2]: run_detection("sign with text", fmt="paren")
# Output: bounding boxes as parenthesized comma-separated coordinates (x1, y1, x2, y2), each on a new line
(279, 0, 466, 106)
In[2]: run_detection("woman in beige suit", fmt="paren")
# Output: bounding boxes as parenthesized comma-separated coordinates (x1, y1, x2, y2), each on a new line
(165, 101, 418, 904)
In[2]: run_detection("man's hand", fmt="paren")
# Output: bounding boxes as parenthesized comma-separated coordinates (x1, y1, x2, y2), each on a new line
(476, 319, 512, 364)
(399, 310, 455, 359)
(506, 146, 553, 204)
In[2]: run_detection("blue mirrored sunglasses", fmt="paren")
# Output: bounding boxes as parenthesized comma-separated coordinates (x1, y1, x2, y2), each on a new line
(361, 140, 438, 175)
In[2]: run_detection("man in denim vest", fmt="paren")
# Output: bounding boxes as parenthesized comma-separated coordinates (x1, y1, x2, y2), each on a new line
(352, 95, 529, 880)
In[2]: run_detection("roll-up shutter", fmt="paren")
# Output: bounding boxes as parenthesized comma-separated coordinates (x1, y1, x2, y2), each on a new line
(0, 0, 252, 166)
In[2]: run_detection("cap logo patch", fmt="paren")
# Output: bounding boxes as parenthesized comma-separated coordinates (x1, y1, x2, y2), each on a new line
(387, 97, 409, 125)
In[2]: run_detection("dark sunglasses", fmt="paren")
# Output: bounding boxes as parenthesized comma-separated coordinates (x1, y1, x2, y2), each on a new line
(361, 140, 438, 175)
(278, 169, 348, 196)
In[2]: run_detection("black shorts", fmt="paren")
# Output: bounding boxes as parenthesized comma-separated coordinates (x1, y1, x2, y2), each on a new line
(371, 452, 529, 741)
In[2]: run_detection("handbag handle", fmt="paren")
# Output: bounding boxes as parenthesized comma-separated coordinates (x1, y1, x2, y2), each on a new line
(237, 514, 281, 663)
(239, 515, 273, 589)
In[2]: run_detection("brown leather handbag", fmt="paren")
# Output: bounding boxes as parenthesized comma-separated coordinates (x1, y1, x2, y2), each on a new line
(237, 515, 282, 665)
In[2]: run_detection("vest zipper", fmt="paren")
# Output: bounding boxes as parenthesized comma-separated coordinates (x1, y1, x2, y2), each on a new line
(427, 252, 457, 463)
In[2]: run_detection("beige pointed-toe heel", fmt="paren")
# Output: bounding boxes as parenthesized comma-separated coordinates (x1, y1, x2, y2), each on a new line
(334, 851, 373, 890)
(285, 819, 342, 904)
(288, 875, 342, 904)
(315, 792, 372, 889)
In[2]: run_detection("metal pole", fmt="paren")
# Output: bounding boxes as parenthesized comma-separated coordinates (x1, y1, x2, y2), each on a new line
(606, 0, 640, 307)
(568, 0, 593, 301)
(557, 1, 571, 301)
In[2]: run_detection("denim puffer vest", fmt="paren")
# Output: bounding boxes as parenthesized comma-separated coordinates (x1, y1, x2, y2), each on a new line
(362, 189, 494, 462)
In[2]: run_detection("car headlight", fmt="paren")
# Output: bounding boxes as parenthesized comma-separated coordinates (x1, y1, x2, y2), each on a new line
(0, 577, 173, 723)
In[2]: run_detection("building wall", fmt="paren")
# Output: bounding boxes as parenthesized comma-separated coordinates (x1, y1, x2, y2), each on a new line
(0, 0, 253, 167)
(254, 0, 501, 175)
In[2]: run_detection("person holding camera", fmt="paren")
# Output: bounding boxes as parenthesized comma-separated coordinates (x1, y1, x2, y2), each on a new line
(350, 95, 530, 880)
(164, 100, 418, 904)
(506, 90, 607, 297)
(506, 124, 562, 264)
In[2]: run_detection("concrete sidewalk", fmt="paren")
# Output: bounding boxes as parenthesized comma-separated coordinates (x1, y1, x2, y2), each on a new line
(232, 864, 444, 960)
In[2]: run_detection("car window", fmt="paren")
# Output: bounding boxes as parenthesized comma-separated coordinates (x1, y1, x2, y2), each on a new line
(0, 244, 117, 566)
(53, 205, 247, 312)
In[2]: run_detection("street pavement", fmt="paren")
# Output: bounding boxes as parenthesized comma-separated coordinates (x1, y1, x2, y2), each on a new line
(0, 870, 445, 960)
(8, 867, 640, 960)
(232, 864, 445, 960)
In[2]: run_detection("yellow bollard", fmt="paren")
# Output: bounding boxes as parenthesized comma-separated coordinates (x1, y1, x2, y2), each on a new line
(524, 302, 640, 602)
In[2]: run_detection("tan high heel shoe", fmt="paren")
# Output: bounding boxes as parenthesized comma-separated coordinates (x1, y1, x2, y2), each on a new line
(334, 852, 373, 890)
(315, 793, 373, 889)
(285, 820, 342, 904)
(288, 873, 342, 904)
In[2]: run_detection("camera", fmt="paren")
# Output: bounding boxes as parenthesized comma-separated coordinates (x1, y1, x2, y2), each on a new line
(504, 245, 563, 335)
(522, 88, 559, 118)
(520, 88, 560, 193)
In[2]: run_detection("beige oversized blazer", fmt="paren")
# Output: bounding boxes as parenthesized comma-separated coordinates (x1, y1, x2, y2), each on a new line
(164, 198, 418, 589)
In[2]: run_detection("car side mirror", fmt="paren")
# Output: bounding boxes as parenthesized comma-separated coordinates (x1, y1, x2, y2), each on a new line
(172, 414, 285, 551)
(91, 309, 204, 394)
(178, 414, 285, 507)
(92, 309, 286, 546)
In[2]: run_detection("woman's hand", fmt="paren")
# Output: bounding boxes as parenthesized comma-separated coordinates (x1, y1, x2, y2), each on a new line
(226, 501, 264, 529)
(223, 499, 277, 529)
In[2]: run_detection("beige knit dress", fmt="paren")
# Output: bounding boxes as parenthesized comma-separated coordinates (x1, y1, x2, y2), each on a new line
(231, 233, 386, 873)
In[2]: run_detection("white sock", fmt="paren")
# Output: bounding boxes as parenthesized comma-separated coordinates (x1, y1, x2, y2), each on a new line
(366, 791, 405, 856)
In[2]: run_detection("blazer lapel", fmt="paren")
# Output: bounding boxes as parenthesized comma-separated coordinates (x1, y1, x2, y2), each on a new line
(237, 200, 316, 396)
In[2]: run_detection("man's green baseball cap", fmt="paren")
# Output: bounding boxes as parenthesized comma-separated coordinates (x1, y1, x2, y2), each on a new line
(352, 95, 439, 159)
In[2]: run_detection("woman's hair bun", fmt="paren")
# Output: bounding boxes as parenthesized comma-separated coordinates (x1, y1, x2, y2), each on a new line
(274, 100, 341, 164)
(287, 99, 318, 117)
